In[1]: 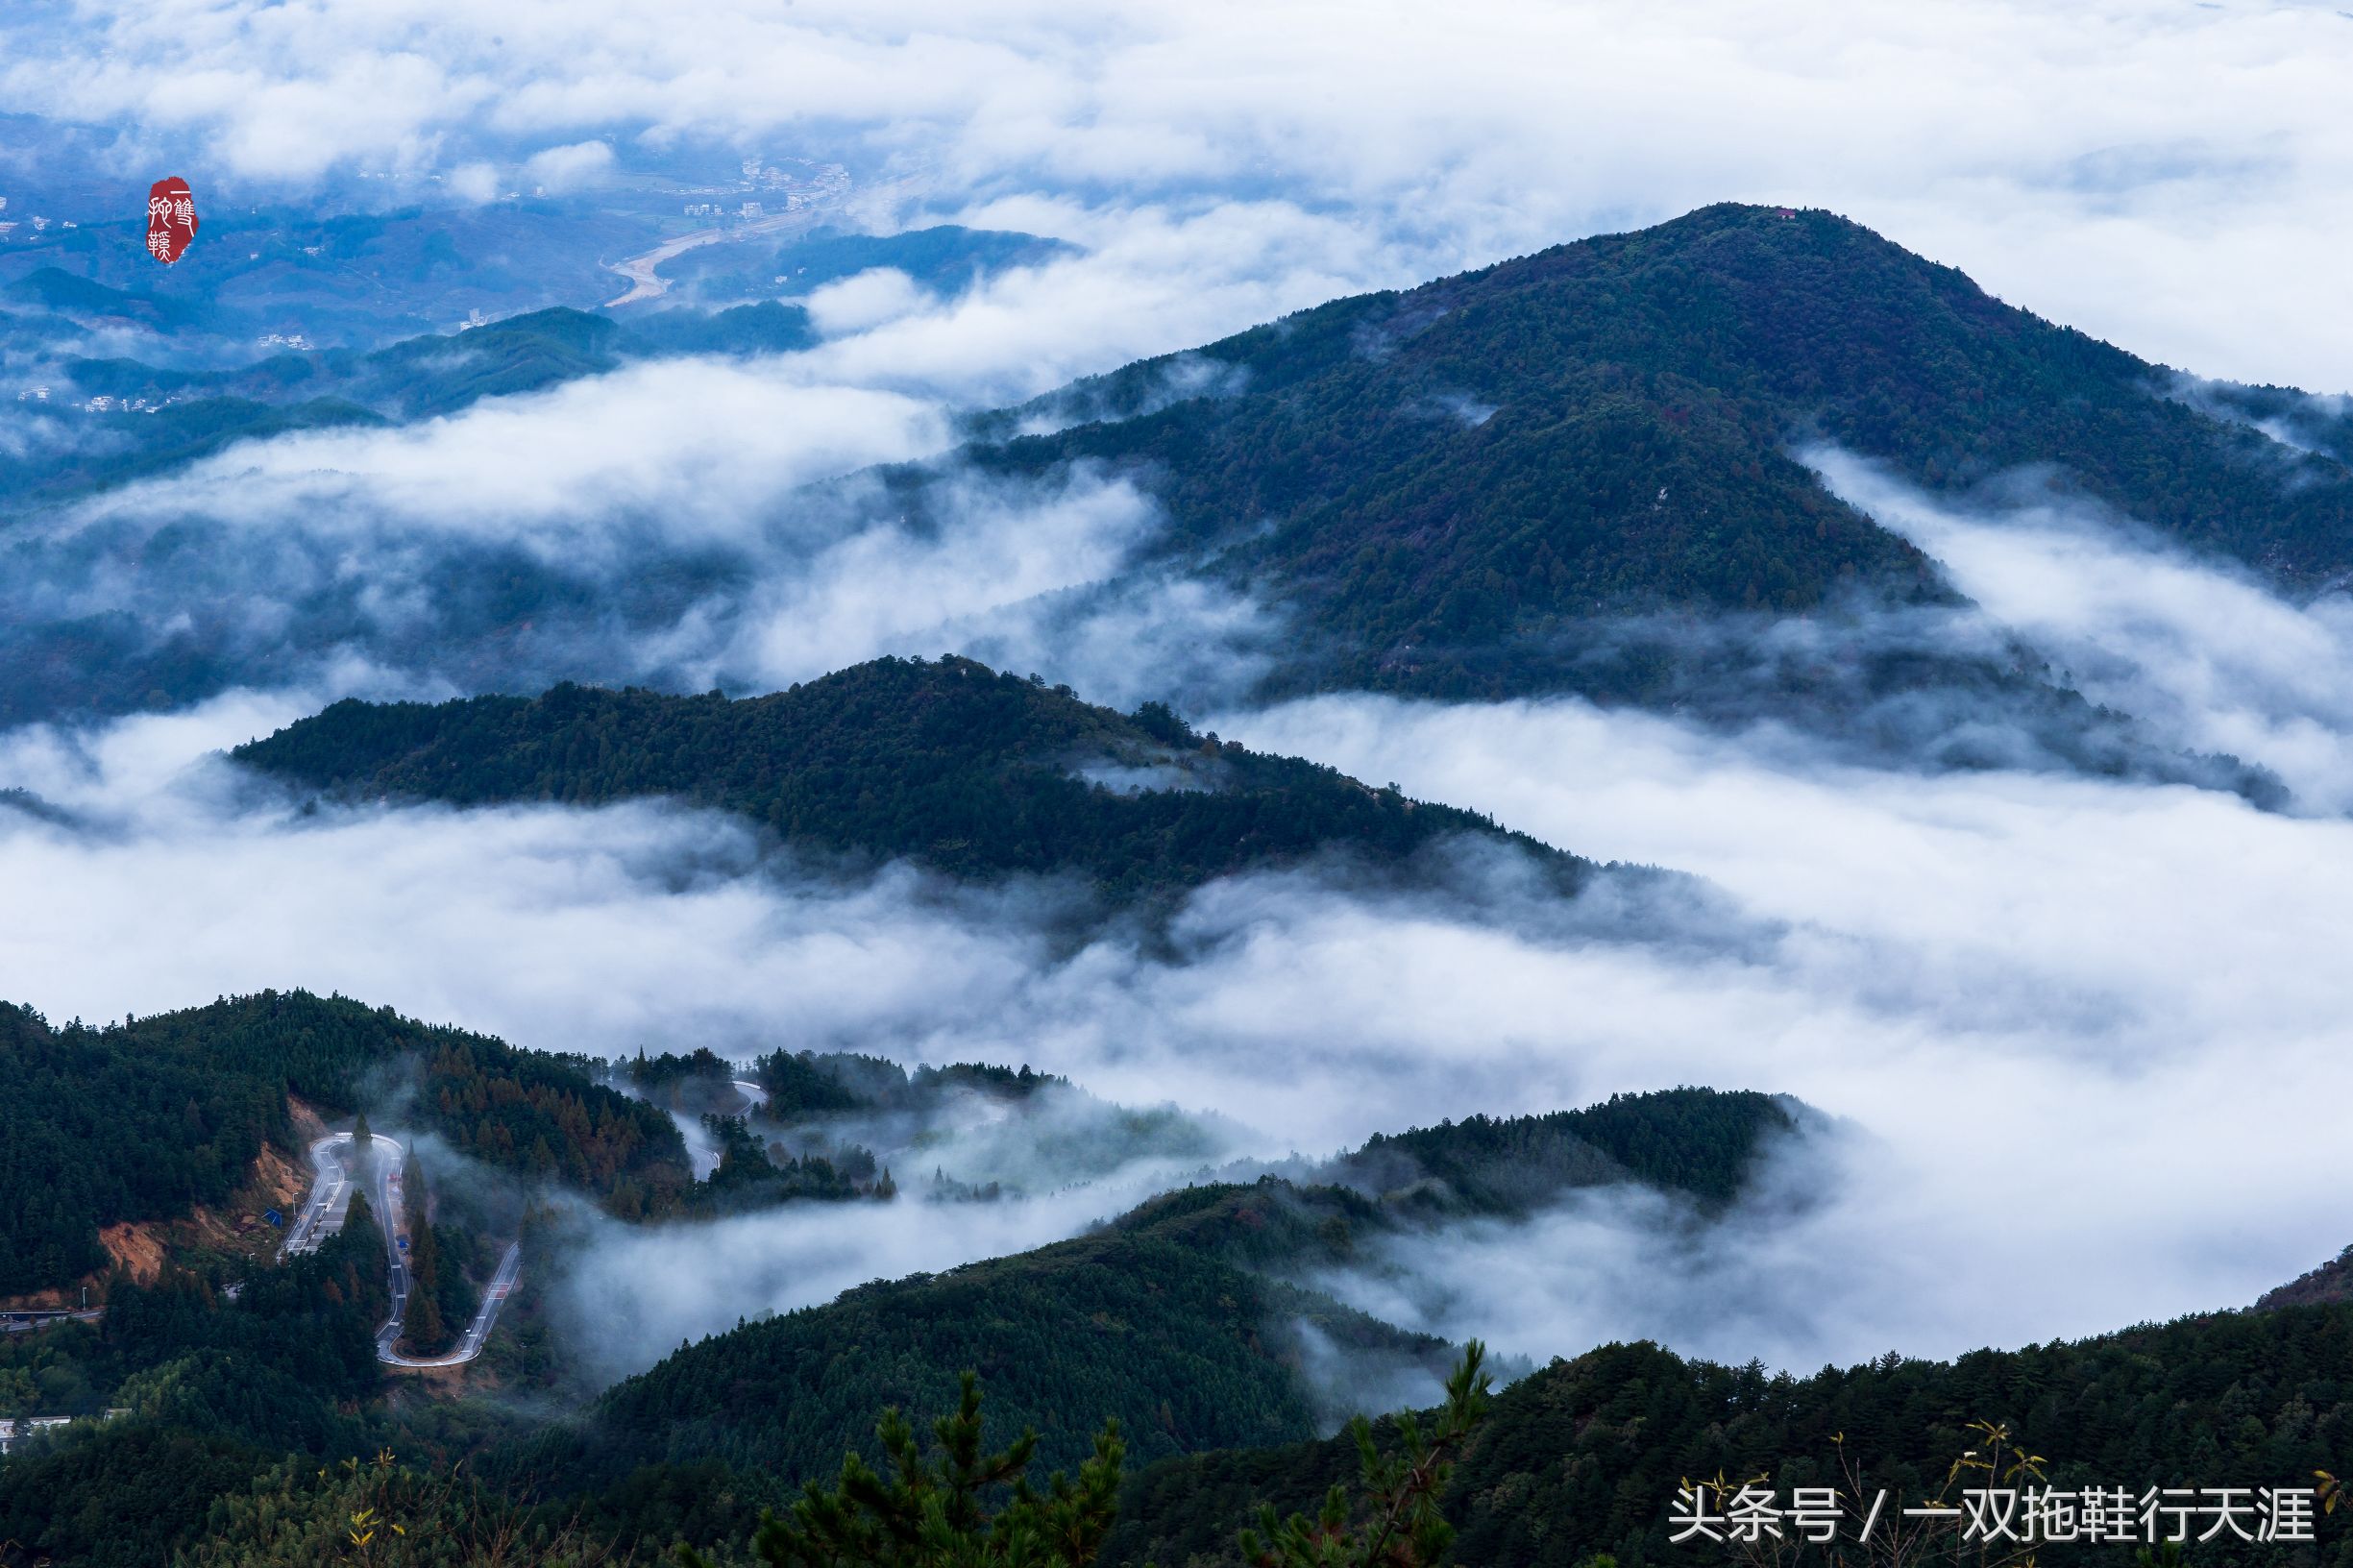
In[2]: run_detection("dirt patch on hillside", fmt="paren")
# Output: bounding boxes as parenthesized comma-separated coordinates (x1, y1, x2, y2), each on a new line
(5, 1127, 325, 1307)
(0, 1285, 77, 1311)
(99, 1222, 166, 1285)
(253, 1143, 308, 1208)
(185, 1204, 238, 1248)
(287, 1094, 331, 1142)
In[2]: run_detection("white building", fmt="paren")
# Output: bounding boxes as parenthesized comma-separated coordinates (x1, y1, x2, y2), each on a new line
(0, 1417, 70, 1456)
(0, 1410, 125, 1455)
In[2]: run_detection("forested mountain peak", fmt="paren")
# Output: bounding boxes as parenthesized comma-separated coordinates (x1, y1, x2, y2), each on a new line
(959, 203, 2353, 710)
(1027, 201, 2094, 434)
(1324, 1085, 1805, 1213)
(233, 656, 1590, 895)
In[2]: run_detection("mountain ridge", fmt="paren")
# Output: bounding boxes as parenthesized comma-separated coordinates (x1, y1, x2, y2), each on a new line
(231, 654, 1604, 898)
(919, 204, 2320, 795)
(517, 1087, 1802, 1524)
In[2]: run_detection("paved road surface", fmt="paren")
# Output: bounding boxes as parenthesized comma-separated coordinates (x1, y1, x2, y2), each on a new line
(1, 1309, 102, 1335)
(280, 1132, 368, 1257)
(380, 1240, 523, 1368)
(282, 1130, 519, 1369)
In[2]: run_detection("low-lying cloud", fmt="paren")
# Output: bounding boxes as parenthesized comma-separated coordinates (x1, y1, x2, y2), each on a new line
(11, 3, 2353, 389)
(1810, 446, 2353, 812)
(1, 355, 1278, 725)
(6, 563, 2352, 1383)
(5, 198, 1390, 727)
(551, 1188, 1117, 1387)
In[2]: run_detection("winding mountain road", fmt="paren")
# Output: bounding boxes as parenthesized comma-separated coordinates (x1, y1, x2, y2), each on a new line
(379, 1240, 522, 1368)
(282, 1131, 520, 1370)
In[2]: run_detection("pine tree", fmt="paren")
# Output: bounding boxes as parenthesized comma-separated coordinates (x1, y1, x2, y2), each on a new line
(399, 1150, 447, 1355)
(1239, 1341, 1491, 1568)
(677, 1371, 1125, 1568)
(402, 1244, 446, 1354)
(340, 1188, 392, 1322)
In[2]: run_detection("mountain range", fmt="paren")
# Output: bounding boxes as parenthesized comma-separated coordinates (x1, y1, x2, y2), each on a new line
(7, 204, 2336, 800)
(3, 200, 2349, 1567)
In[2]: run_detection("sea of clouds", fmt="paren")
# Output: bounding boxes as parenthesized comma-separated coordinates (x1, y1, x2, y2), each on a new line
(7, 462, 2353, 1384)
(2, 0, 2351, 1405)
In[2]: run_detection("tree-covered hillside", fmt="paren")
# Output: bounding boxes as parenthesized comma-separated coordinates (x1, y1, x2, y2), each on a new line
(517, 1088, 1804, 1551)
(1317, 1086, 1802, 1215)
(0, 991, 690, 1296)
(233, 656, 1591, 896)
(951, 203, 2353, 707)
(0, 1001, 289, 1295)
(0, 391, 383, 520)
(558, 1227, 1447, 1515)
(1109, 1304, 2353, 1568)
(1107, 1089, 1801, 1286)
(0, 1199, 394, 1568)
(2259, 1245, 2353, 1311)
(17, 1052, 2337, 1568)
